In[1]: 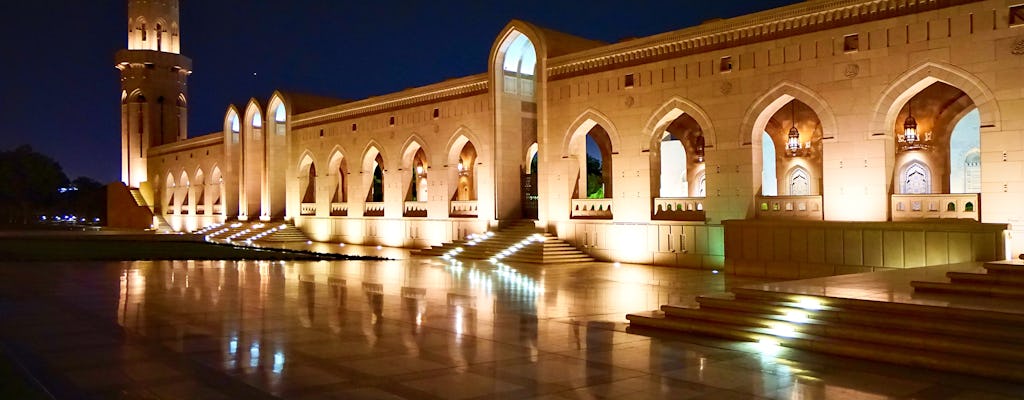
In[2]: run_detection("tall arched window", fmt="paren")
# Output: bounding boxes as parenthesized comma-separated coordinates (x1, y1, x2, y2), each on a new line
(501, 34, 537, 95)
(252, 112, 262, 129)
(230, 114, 240, 143)
(274, 104, 286, 123)
(788, 167, 810, 196)
(900, 162, 931, 194)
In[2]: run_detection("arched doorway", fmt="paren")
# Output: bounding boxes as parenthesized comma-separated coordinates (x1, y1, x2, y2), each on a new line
(298, 156, 316, 216)
(649, 110, 707, 221)
(888, 81, 982, 220)
(404, 147, 428, 217)
(567, 122, 614, 220)
(752, 97, 825, 219)
(327, 151, 348, 216)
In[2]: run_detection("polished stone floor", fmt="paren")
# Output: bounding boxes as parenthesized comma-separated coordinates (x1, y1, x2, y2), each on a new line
(1, 256, 1022, 399)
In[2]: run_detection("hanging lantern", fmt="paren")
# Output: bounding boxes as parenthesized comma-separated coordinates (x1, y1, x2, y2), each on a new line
(903, 112, 918, 145)
(785, 101, 802, 156)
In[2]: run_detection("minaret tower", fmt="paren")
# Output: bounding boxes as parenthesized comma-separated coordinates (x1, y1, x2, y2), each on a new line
(116, 0, 192, 188)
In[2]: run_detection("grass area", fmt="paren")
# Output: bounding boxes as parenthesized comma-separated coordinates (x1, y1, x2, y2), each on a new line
(0, 236, 384, 262)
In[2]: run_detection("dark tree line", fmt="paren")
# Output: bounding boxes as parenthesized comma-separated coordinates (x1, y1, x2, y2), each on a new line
(0, 145, 105, 226)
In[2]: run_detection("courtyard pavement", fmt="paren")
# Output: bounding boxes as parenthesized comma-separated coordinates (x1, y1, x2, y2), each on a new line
(1, 254, 1022, 399)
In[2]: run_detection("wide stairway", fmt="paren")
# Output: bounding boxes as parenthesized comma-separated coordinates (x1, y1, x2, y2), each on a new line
(416, 221, 594, 264)
(627, 261, 1024, 383)
(195, 219, 311, 243)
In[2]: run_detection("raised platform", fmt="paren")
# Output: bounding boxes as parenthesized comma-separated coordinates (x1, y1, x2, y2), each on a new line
(627, 261, 1024, 383)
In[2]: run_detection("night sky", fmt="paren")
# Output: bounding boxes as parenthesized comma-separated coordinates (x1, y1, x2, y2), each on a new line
(0, 0, 794, 183)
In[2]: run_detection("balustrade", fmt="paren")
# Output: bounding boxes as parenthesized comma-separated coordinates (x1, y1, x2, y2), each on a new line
(330, 202, 348, 217)
(891, 193, 979, 221)
(449, 200, 478, 217)
(652, 197, 706, 221)
(571, 198, 613, 219)
(756, 195, 823, 220)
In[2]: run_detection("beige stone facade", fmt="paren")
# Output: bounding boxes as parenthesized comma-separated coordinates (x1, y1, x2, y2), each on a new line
(121, 0, 1024, 267)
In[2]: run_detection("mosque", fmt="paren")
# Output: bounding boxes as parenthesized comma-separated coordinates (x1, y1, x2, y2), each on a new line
(109, 0, 1024, 276)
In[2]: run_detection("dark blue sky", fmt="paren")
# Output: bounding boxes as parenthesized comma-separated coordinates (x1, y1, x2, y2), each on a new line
(0, 0, 793, 183)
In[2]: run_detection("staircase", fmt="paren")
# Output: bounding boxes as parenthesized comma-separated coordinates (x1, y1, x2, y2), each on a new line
(417, 221, 594, 264)
(627, 261, 1024, 383)
(199, 220, 311, 244)
(912, 260, 1024, 298)
(129, 188, 149, 207)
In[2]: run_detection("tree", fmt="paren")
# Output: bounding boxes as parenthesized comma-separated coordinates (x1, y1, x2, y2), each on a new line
(586, 155, 604, 198)
(0, 145, 69, 224)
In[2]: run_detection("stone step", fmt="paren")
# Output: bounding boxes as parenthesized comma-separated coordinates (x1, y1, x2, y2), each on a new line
(911, 280, 1024, 298)
(686, 296, 1024, 343)
(947, 271, 1024, 286)
(729, 287, 1024, 326)
(626, 312, 1024, 383)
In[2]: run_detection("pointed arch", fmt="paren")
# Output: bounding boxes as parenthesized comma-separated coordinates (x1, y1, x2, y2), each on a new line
(224, 105, 241, 145)
(525, 142, 539, 173)
(445, 126, 483, 164)
(643, 97, 716, 152)
(399, 133, 430, 167)
(209, 165, 224, 208)
(327, 147, 348, 203)
(268, 91, 288, 122)
(741, 80, 839, 146)
(489, 21, 549, 80)
(561, 108, 622, 158)
(360, 140, 389, 172)
(244, 99, 263, 129)
(869, 61, 1000, 139)
(296, 150, 317, 174)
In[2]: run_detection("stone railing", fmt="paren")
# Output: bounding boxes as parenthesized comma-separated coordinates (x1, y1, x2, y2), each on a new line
(330, 202, 348, 217)
(571, 198, 613, 219)
(300, 203, 316, 216)
(364, 202, 385, 217)
(404, 201, 427, 217)
(450, 200, 478, 217)
(756, 195, 823, 220)
(652, 197, 706, 221)
(196, 204, 205, 214)
(213, 204, 222, 215)
(891, 193, 979, 221)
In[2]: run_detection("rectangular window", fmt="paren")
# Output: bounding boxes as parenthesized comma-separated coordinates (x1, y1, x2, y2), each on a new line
(319, 129, 324, 137)
(433, 108, 440, 119)
(351, 123, 357, 131)
(1012, 5, 1024, 26)
(624, 74, 634, 88)
(719, 56, 733, 72)
(843, 34, 859, 53)
(389, 116, 395, 126)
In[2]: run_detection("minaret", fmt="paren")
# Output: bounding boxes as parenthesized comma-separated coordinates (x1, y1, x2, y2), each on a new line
(116, 0, 192, 188)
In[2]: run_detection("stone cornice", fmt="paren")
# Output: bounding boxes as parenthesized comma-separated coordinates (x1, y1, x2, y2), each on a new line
(148, 132, 222, 157)
(546, 0, 984, 80)
(292, 74, 489, 128)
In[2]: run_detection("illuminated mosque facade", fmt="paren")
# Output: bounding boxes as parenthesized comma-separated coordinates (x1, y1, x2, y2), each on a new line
(113, 0, 1024, 273)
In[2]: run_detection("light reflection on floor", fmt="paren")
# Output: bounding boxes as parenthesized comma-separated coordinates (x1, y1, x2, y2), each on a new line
(1, 257, 1022, 399)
